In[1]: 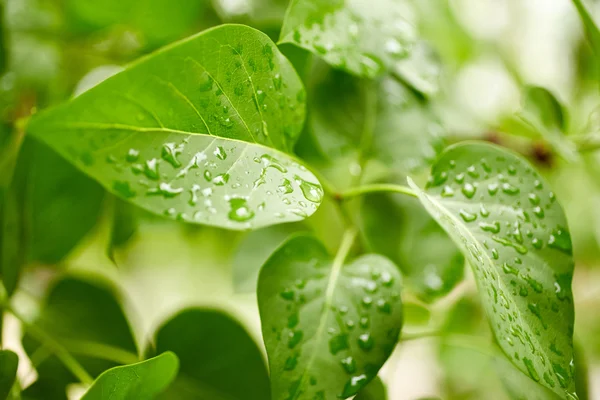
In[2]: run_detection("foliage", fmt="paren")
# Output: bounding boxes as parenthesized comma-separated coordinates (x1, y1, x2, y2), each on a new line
(0, 0, 599, 399)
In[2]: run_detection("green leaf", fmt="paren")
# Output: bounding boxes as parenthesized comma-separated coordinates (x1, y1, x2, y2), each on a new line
(393, 41, 442, 97)
(408, 142, 577, 399)
(500, 86, 577, 161)
(0, 350, 18, 400)
(233, 223, 307, 293)
(27, 24, 322, 231)
(308, 67, 443, 174)
(153, 308, 270, 400)
(258, 234, 403, 400)
(65, 0, 214, 48)
(280, 0, 416, 78)
(496, 355, 560, 400)
(81, 352, 179, 400)
(361, 193, 464, 302)
(354, 376, 386, 400)
(572, 0, 600, 59)
(23, 276, 137, 400)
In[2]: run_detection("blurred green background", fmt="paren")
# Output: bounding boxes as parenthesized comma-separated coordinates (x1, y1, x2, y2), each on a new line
(1, 0, 600, 399)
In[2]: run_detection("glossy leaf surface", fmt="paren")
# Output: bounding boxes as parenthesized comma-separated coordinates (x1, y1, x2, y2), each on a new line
(0, 350, 18, 400)
(258, 234, 403, 399)
(27, 25, 322, 230)
(409, 142, 577, 399)
(280, 0, 416, 78)
(81, 352, 178, 400)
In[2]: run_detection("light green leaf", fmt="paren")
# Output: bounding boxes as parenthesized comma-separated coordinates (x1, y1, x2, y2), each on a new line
(393, 41, 442, 97)
(309, 67, 443, 174)
(153, 308, 270, 400)
(27, 24, 323, 231)
(408, 142, 577, 399)
(280, 0, 416, 78)
(572, 0, 600, 58)
(0, 350, 18, 400)
(258, 234, 403, 399)
(361, 193, 464, 302)
(65, 0, 214, 48)
(354, 376, 386, 400)
(81, 352, 179, 400)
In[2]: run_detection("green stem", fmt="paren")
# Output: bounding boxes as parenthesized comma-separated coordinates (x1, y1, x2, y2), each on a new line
(338, 183, 418, 200)
(7, 307, 93, 385)
(400, 330, 441, 341)
(61, 339, 139, 365)
(400, 330, 502, 359)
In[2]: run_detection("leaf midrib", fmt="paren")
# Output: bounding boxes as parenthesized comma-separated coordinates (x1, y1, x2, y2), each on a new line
(290, 228, 357, 400)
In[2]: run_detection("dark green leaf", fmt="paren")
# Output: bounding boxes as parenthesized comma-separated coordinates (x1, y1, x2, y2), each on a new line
(28, 25, 322, 230)
(258, 234, 403, 399)
(23, 277, 137, 400)
(0, 350, 18, 400)
(153, 308, 270, 400)
(280, 0, 417, 78)
(81, 352, 178, 400)
(354, 376, 386, 400)
(409, 142, 577, 398)
(361, 193, 464, 302)
(309, 67, 443, 174)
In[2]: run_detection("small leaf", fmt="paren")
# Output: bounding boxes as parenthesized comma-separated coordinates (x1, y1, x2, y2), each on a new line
(81, 352, 179, 400)
(572, 0, 600, 58)
(0, 350, 18, 400)
(153, 308, 270, 400)
(393, 41, 442, 97)
(361, 193, 464, 302)
(354, 376, 387, 400)
(258, 234, 403, 400)
(409, 142, 577, 399)
(280, 0, 417, 78)
(23, 277, 137, 399)
(27, 25, 322, 230)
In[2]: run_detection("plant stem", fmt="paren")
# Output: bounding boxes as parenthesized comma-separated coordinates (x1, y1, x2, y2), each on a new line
(401, 330, 441, 341)
(61, 339, 139, 365)
(7, 307, 93, 385)
(338, 183, 418, 200)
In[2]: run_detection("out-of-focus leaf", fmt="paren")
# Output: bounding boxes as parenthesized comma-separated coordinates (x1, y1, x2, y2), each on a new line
(213, 0, 289, 26)
(0, 3, 6, 76)
(500, 86, 577, 161)
(280, 0, 417, 78)
(26, 142, 105, 264)
(232, 223, 307, 293)
(393, 41, 442, 97)
(309, 66, 443, 175)
(354, 376, 387, 400)
(28, 25, 322, 231)
(65, 0, 213, 48)
(81, 352, 178, 400)
(23, 277, 137, 400)
(0, 189, 24, 296)
(152, 308, 270, 400)
(258, 234, 403, 399)
(572, 0, 600, 59)
(361, 193, 464, 302)
(410, 142, 577, 398)
(0, 350, 18, 400)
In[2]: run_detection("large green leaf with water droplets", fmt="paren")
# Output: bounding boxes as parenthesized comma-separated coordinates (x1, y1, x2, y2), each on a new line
(0, 350, 18, 400)
(28, 24, 323, 230)
(280, 0, 416, 78)
(408, 142, 577, 399)
(354, 376, 386, 400)
(152, 308, 270, 400)
(258, 234, 403, 400)
(81, 352, 178, 400)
